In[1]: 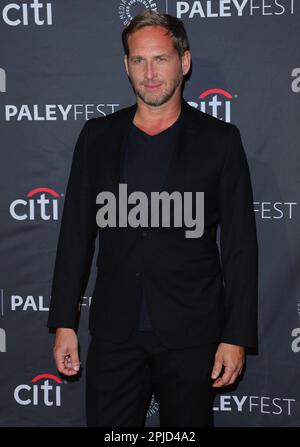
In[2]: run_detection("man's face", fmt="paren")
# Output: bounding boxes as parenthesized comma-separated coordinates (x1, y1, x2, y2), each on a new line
(124, 26, 190, 107)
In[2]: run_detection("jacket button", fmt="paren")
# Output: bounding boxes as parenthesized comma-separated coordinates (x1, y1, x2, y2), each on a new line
(135, 272, 141, 277)
(142, 231, 147, 237)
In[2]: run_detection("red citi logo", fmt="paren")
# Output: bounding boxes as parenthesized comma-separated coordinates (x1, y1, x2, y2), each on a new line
(10, 187, 60, 221)
(188, 88, 235, 122)
(14, 374, 63, 406)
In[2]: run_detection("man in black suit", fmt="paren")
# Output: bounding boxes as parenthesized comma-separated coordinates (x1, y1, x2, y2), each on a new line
(47, 10, 258, 427)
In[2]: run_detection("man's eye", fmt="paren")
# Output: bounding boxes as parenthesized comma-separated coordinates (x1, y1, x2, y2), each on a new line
(158, 57, 167, 62)
(133, 59, 142, 64)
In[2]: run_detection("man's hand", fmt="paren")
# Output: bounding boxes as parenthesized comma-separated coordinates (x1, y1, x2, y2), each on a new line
(211, 342, 245, 388)
(53, 328, 81, 376)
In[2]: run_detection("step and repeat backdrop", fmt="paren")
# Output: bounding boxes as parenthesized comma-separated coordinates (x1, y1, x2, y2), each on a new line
(0, 0, 299, 427)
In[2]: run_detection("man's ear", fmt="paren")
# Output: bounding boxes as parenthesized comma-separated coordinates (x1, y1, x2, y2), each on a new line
(181, 50, 191, 76)
(124, 55, 129, 76)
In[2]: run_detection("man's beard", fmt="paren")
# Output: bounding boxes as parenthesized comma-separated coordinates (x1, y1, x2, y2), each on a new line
(130, 71, 183, 107)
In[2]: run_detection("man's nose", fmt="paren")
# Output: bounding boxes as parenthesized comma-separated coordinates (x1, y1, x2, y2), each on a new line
(144, 62, 157, 80)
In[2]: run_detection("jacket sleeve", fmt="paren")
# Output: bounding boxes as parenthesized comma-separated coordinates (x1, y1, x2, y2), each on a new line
(47, 120, 98, 330)
(219, 124, 258, 349)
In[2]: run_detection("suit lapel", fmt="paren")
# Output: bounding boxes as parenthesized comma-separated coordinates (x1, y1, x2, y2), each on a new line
(158, 99, 200, 194)
(102, 103, 137, 196)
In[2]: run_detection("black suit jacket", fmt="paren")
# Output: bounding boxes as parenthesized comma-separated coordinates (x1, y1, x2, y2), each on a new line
(47, 99, 258, 349)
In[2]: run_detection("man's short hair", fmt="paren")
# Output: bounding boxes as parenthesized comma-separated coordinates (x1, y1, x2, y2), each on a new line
(122, 10, 190, 57)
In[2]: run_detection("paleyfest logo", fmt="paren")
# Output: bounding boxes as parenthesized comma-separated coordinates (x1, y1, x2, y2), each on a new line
(175, 1, 295, 18)
(118, 0, 158, 26)
(188, 88, 235, 122)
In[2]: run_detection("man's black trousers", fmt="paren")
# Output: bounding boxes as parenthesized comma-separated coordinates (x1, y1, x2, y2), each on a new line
(86, 329, 218, 427)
